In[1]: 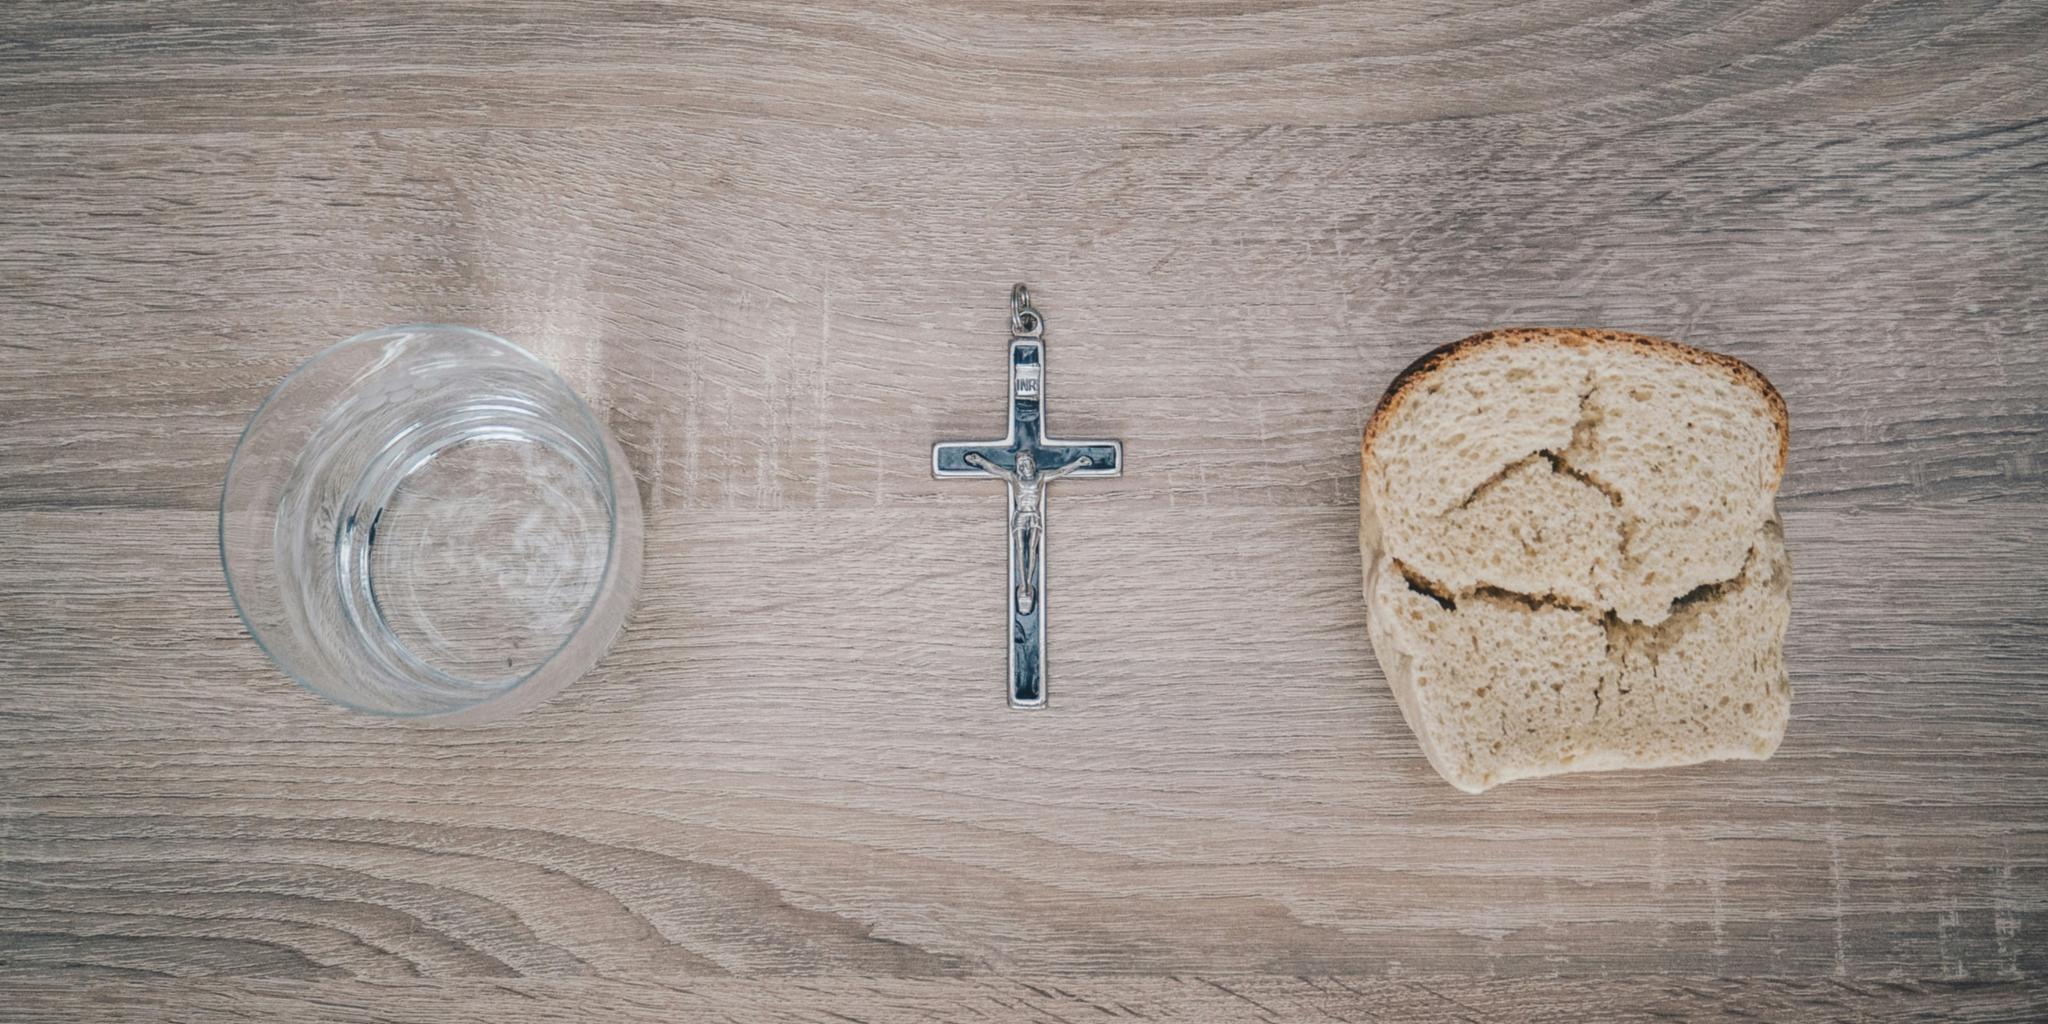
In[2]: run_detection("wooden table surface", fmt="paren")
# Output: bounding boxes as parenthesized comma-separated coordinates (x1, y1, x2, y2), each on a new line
(4, 3, 2046, 1020)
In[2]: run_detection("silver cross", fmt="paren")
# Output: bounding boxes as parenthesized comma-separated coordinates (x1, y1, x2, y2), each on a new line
(932, 284, 1123, 708)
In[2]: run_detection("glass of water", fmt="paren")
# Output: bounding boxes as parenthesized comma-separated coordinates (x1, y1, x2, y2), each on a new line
(219, 324, 643, 721)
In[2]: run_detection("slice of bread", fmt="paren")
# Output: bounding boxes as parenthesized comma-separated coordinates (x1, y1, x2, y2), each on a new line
(1361, 328, 1791, 793)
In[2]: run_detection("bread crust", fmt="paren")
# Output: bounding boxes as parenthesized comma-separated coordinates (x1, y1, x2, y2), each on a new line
(1361, 328, 1789, 483)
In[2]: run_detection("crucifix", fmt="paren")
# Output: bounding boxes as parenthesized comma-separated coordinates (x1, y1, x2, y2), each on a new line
(932, 284, 1123, 708)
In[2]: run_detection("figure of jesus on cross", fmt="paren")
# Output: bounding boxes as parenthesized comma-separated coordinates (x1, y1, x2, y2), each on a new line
(932, 285, 1123, 708)
(961, 450, 1085, 618)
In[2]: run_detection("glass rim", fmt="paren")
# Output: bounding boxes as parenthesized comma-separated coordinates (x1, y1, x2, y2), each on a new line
(218, 323, 630, 719)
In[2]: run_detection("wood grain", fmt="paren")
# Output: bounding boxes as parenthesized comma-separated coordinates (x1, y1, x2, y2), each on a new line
(5, 976, 2047, 1023)
(3, 0, 2045, 130)
(4, 1, 2047, 1020)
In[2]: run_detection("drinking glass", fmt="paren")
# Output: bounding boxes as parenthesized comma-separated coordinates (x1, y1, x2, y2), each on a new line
(219, 324, 642, 721)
